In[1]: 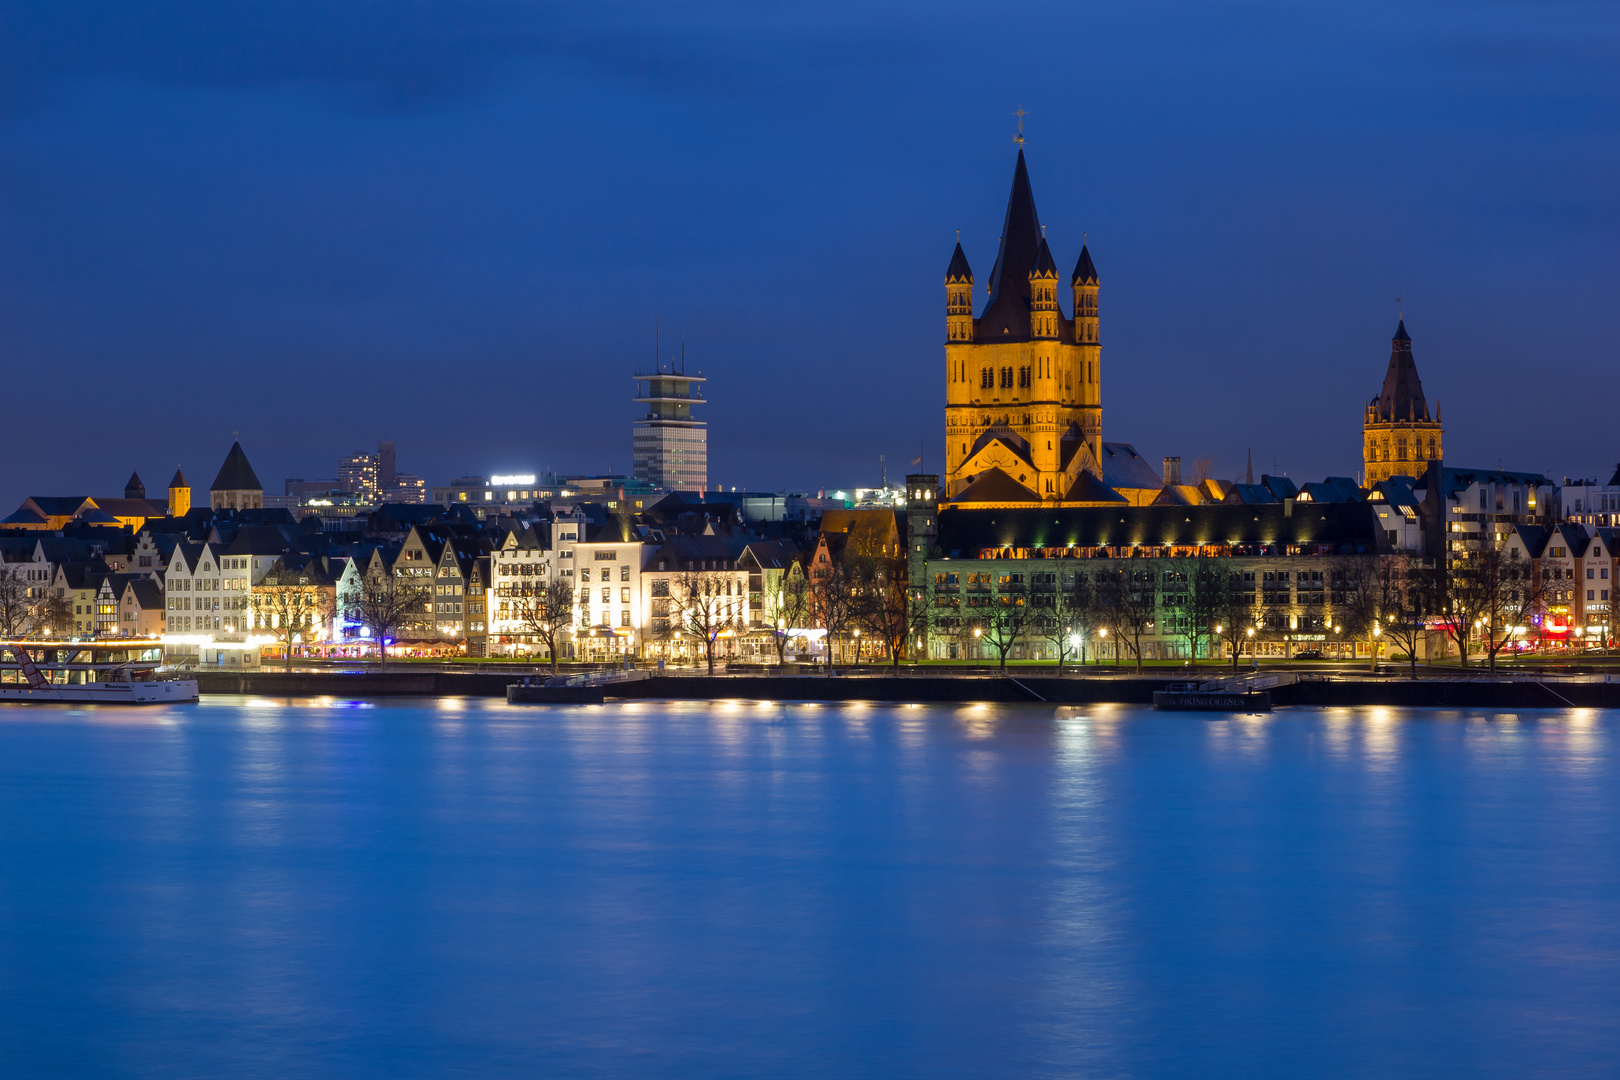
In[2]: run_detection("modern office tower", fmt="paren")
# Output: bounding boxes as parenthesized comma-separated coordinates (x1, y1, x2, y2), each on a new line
(633, 354, 707, 492)
(338, 452, 380, 503)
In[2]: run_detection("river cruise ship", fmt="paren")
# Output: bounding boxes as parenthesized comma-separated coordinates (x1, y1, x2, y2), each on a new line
(0, 640, 199, 704)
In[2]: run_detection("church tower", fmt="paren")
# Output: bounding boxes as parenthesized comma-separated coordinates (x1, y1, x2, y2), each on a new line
(168, 468, 191, 517)
(1362, 320, 1443, 484)
(942, 149, 1102, 501)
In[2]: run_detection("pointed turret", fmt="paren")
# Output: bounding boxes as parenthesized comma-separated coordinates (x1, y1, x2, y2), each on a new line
(978, 149, 1043, 339)
(945, 242, 974, 343)
(1071, 243, 1099, 347)
(1071, 244, 1098, 287)
(1374, 320, 1429, 423)
(1031, 236, 1057, 278)
(124, 471, 145, 500)
(1029, 236, 1059, 340)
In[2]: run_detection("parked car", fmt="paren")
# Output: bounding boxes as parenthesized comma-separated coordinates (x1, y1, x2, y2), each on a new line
(1293, 649, 1323, 660)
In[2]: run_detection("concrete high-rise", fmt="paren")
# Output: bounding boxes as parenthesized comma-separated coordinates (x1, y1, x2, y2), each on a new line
(633, 357, 707, 492)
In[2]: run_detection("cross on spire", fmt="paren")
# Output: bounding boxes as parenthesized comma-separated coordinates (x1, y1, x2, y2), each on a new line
(1013, 106, 1027, 145)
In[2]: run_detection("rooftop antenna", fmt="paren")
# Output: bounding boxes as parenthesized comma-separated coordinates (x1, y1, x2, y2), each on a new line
(881, 454, 886, 488)
(1013, 106, 1027, 146)
(1397, 295, 1404, 321)
(680, 341, 686, 375)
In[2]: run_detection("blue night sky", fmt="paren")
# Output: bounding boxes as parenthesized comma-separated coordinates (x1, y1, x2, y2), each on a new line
(0, 1, 1615, 508)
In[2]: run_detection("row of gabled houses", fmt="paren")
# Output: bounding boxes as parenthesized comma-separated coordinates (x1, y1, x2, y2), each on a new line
(4, 435, 1619, 667)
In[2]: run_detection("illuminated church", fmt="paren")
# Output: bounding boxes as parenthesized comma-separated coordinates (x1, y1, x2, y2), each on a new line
(942, 150, 1161, 507)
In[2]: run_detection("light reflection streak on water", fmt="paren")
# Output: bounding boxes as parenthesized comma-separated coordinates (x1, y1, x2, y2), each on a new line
(1, 697, 1617, 1077)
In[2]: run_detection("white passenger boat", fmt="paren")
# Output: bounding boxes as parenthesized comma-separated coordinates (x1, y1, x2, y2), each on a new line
(0, 640, 198, 705)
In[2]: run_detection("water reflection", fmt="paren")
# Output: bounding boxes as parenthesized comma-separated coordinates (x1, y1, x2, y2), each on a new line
(0, 698, 1614, 1078)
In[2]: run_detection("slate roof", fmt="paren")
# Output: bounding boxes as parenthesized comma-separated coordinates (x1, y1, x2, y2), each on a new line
(1071, 244, 1098, 286)
(224, 525, 298, 557)
(91, 497, 167, 519)
(1063, 471, 1128, 504)
(123, 579, 165, 611)
(0, 508, 47, 525)
(1097, 442, 1163, 491)
(1031, 236, 1057, 277)
(977, 149, 1043, 341)
(1299, 477, 1365, 504)
(1371, 320, 1432, 423)
(209, 442, 263, 493)
(952, 468, 1040, 504)
(945, 243, 973, 284)
(1261, 474, 1300, 501)
(1421, 466, 1554, 498)
(169, 467, 189, 489)
(1222, 484, 1278, 505)
(125, 471, 145, 499)
(936, 502, 1382, 556)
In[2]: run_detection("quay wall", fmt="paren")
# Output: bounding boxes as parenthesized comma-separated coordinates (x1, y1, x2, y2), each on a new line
(193, 671, 1620, 709)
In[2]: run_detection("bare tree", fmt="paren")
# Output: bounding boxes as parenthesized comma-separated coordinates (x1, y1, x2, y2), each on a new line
(1098, 566, 1159, 672)
(673, 572, 738, 676)
(1033, 567, 1094, 674)
(1333, 554, 1402, 673)
(1209, 569, 1260, 672)
(1381, 556, 1435, 678)
(1488, 552, 1545, 669)
(512, 576, 577, 676)
(0, 573, 37, 638)
(36, 590, 74, 636)
(343, 566, 433, 669)
(971, 581, 1033, 671)
(1430, 537, 1501, 668)
(253, 566, 335, 671)
(852, 556, 915, 670)
(811, 558, 858, 677)
(762, 566, 813, 665)
(1464, 543, 1547, 671)
(1162, 553, 1225, 666)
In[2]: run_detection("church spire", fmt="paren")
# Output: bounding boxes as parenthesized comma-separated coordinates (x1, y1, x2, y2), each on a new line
(978, 149, 1043, 339)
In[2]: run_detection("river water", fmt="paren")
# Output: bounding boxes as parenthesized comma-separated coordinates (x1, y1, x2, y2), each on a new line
(0, 697, 1615, 1078)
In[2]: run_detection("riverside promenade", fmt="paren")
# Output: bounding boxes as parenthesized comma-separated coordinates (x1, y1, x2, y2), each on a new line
(191, 667, 1620, 709)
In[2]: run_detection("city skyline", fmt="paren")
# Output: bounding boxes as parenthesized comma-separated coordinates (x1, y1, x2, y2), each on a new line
(1, 1, 1615, 510)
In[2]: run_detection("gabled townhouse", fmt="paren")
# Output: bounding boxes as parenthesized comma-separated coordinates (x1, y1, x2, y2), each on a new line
(253, 555, 340, 661)
(392, 526, 492, 654)
(640, 532, 750, 665)
(738, 540, 805, 660)
(52, 563, 101, 635)
(117, 579, 167, 638)
(570, 520, 656, 660)
(164, 542, 230, 635)
(489, 524, 553, 656)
